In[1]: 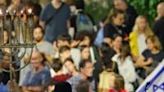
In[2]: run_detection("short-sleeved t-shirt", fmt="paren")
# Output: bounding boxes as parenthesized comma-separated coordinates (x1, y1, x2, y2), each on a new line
(22, 67, 51, 86)
(40, 2, 70, 43)
(142, 49, 164, 66)
(35, 41, 55, 56)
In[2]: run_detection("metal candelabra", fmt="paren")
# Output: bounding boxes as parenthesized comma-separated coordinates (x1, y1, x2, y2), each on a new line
(0, 8, 35, 92)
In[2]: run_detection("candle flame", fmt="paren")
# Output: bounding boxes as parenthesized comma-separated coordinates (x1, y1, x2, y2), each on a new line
(0, 9, 3, 15)
(21, 10, 24, 14)
(28, 8, 32, 14)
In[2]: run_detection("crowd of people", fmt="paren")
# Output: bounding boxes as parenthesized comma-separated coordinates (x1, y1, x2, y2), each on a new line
(0, 0, 164, 92)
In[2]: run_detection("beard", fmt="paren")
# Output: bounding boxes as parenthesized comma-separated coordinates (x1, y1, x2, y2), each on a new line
(35, 37, 43, 43)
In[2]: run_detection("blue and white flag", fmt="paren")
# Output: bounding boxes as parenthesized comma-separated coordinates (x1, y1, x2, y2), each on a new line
(136, 60, 164, 92)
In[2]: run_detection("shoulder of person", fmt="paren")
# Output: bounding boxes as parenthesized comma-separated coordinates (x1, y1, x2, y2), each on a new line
(154, 17, 164, 25)
(61, 2, 70, 10)
(158, 50, 164, 56)
(112, 54, 120, 62)
(124, 56, 134, 64)
(44, 3, 53, 9)
(142, 49, 150, 55)
(43, 41, 53, 46)
(107, 23, 115, 28)
(129, 30, 137, 38)
(62, 2, 70, 7)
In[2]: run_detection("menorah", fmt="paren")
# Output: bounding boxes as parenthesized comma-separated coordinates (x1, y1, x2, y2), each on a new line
(0, 8, 35, 92)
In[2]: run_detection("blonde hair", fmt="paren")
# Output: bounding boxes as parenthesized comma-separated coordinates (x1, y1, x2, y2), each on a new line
(146, 35, 162, 50)
(132, 15, 153, 37)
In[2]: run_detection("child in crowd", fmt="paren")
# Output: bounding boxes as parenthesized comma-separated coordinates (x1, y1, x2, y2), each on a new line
(112, 44, 137, 92)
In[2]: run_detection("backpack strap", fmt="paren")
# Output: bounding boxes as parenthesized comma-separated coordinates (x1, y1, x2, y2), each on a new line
(45, 3, 64, 25)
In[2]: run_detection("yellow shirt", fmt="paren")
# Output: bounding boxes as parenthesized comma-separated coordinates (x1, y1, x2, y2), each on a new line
(129, 31, 139, 57)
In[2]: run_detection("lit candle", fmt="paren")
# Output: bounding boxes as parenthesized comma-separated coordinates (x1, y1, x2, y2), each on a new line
(0, 9, 3, 16)
(27, 8, 33, 43)
(6, 10, 9, 14)
(28, 8, 32, 15)
(0, 9, 3, 45)
(20, 10, 24, 14)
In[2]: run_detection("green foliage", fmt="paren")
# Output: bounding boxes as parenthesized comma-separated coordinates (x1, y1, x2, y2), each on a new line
(85, 0, 163, 24)
(85, 0, 113, 23)
(126, 0, 163, 25)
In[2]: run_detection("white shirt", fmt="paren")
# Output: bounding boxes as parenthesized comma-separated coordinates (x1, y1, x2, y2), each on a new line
(138, 34, 147, 55)
(113, 55, 137, 92)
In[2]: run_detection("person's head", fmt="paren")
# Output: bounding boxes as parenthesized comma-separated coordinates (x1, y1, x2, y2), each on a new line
(30, 51, 45, 69)
(33, 25, 44, 43)
(79, 60, 93, 78)
(100, 43, 116, 60)
(103, 37, 113, 48)
(59, 46, 71, 61)
(64, 58, 76, 73)
(133, 16, 153, 36)
(52, 59, 63, 73)
(76, 80, 91, 92)
(146, 35, 162, 51)
(54, 82, 72, 92)
(108, 10, 125, 26)
(0, 53, 10, 69)
(57, 34, 71, 48)
(113, 0, 128, 11)
(112, 34, 123, 52)
(52, 0, 62, 4)
(113, 74, 125, 91)
(157, 2, 164, 18)
(80, 45, 90, 60)
(3, 31, 9, 44)
(119, 43, 131, 61)
(78, 31, 93, 46)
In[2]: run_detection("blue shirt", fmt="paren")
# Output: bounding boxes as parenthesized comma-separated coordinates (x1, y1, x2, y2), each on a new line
(22, 67, 51, 87)
(40, 3, 70, 43)
(67, 74, 95, 92)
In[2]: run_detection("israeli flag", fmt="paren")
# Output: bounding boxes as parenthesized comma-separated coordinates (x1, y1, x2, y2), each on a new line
(136, 60, 164, 92)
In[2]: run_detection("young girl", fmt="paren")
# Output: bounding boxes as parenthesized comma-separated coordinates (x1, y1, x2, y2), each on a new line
(112, 34, 123, 54)
(63, 58, 78, 77)
(112, 44, 137, 92)
(109, 74, 127, 92)
(136, 35, 164, 79)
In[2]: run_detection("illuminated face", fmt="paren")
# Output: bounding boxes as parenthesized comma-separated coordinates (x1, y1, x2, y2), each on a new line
(114, 0, 127, 11)
(80, 36, 91, 46)
(113, 13, 125, 26)
(64, 60, 75, 73)
(137, 18, 147, 31)
(53, 0, 61, 3)
(33, 27, 44, 42)
(60, 50, 71, 61)
(146, 39, 155, 50)
(81, 47, 90, 60)
(81, 62, 93, 77)
(113, 36, 122, 49)
(157, 3, 164, 17)
(31, 51, 43, 68)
